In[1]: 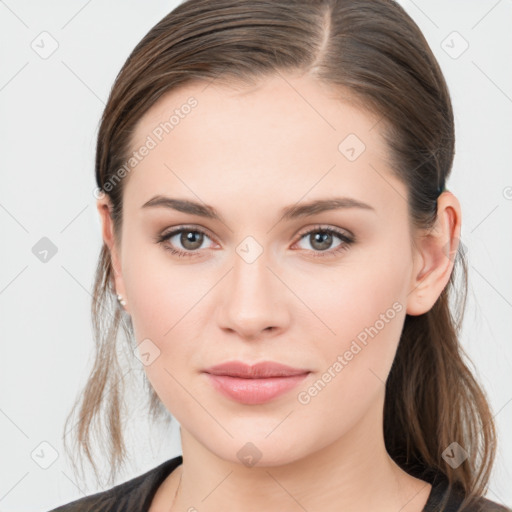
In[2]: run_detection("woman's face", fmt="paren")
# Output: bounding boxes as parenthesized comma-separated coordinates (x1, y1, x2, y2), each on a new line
(105, 73, 422, 466)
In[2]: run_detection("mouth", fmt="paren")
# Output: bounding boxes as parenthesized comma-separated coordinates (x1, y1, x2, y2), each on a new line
(203, 360, 310, 405)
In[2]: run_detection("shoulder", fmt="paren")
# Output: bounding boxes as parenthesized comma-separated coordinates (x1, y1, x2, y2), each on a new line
(423, 471, 511, 512)
(47, 455, 183, 512)
(462, 496, 512, 512)
(466, 498, 512, 512)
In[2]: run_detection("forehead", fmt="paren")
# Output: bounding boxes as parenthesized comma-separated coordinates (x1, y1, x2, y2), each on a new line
(124, 73, 402, 216)
(130, 73, 385, 154)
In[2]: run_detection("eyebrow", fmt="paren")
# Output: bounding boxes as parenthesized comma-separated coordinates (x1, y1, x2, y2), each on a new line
(141, 195, 375, 222)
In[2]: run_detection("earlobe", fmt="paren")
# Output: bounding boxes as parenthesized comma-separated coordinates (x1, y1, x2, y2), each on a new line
(406, 192, 461, 316)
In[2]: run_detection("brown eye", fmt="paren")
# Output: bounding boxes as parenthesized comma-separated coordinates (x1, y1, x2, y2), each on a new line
(294, 226, 354, 259)
(309, 231, 335, 251)
(156, 226, 216, 258)
(179, 230, 204, 250)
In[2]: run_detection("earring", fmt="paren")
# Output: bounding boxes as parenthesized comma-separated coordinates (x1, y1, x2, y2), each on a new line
(117, 293, 127, 307)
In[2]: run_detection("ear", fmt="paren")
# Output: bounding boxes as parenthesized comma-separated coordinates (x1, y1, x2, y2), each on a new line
(96, 196, 128, 312)
(406, 191, 462, 316)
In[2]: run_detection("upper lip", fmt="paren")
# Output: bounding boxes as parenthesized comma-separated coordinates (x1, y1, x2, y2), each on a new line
(204, 361, 310, 378)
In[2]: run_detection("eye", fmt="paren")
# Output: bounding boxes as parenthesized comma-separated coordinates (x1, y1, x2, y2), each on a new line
(293, 225, 354, 258)
(155, 226, 216, 258)
(155, 224, 354, 259)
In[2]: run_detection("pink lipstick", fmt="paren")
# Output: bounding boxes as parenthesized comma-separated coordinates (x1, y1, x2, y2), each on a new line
(203, 361, 310, 405)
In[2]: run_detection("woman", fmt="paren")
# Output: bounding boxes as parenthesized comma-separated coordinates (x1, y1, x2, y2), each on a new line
(50, 0, 511, 510)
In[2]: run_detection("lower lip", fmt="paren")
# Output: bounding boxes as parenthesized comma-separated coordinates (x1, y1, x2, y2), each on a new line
(205, 373, 309, 405)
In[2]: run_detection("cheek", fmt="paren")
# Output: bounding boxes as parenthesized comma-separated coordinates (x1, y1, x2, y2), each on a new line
(291, 260, 408, 436)
(123, 238, 207, 335)
(298, 243, 409, 342)
(120, 236, 233, 366)
(294, 240, 410, 389)
(124, 256, 207, 412)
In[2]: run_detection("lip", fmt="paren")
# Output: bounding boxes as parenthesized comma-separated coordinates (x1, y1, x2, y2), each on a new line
(203, 361, 310, 405)
(204, 360, 310, 378)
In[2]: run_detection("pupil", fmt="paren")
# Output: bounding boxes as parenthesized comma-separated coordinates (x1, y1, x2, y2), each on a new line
(182, 231, 202, 249)
(313, 232, 331, 251)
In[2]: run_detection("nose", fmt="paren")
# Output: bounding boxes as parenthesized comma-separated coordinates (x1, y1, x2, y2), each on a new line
(216, 244, 290, 340)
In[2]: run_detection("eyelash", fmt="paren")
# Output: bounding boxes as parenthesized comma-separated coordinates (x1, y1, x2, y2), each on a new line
(155, 224, 354, 259)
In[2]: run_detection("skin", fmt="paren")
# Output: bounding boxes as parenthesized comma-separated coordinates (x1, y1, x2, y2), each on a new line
(97, 72, 461, 512)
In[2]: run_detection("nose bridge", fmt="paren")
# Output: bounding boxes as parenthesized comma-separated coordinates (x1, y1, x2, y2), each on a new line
(217, 235, 288, 337)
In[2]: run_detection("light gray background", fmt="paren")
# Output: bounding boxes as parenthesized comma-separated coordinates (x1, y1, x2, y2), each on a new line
(1, 1, 511, 510)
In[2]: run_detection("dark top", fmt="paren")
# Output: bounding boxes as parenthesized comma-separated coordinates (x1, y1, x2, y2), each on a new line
(48, 455, 511, 511)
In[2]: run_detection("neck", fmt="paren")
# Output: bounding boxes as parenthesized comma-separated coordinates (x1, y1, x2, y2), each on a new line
(168, 397, 431, 512)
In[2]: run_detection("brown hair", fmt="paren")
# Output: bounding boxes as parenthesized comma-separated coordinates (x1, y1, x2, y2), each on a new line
(63, 0, 497, 508)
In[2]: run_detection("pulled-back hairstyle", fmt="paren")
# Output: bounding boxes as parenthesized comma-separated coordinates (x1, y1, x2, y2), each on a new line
(63, 1, 498, 509)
